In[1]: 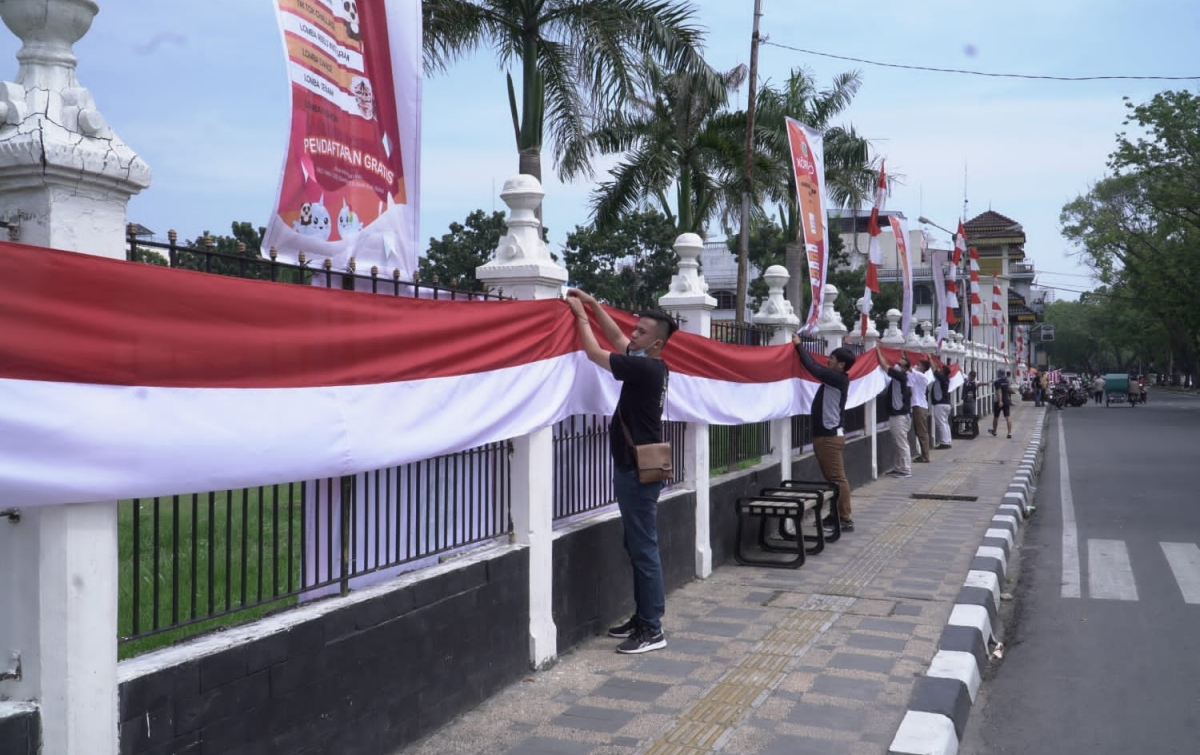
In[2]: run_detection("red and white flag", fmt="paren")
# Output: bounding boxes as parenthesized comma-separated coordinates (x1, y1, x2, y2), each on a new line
(262, 0, 422, 279)
(861, 162, 887, 339)
(784, 118, 831, 330)
(969, 248, 983, 327)
(0, 242, 891, 507)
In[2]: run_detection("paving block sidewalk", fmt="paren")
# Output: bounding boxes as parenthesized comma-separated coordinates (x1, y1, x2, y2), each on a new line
(395, 404, 1041, 755)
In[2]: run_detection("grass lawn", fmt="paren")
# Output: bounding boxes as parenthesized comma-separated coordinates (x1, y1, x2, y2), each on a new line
(118, 485, 306, 658)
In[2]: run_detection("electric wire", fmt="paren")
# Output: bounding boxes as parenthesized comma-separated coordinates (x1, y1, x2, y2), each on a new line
(762, 40, 1200, 82)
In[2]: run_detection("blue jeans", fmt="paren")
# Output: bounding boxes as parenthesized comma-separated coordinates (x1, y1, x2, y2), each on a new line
(613, 468, 665, 634)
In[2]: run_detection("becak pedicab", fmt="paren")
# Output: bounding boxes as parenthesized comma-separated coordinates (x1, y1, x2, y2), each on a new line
(1103, 373, 1137, 407)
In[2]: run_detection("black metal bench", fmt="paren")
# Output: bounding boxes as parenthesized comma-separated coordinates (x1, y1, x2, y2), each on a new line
(734, 482, 835, 568)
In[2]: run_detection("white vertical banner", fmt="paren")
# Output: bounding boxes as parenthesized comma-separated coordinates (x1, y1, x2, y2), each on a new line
(784, 118, 830, 329)
(262, 0, 422, 278)
(931, 249, 949, 347)
(889, 216, 914, 337)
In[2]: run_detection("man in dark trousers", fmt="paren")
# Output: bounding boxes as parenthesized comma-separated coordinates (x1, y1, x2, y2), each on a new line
(875, 347, 913, 478)
(566, 289, 677, 654)
(989, 369, 1014, 439)
(793, 334, 857, 533)
(931, 362, 953, 449)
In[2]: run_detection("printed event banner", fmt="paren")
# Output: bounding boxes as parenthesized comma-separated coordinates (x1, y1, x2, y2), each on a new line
(0, 242, 890, 508)
(888, 216, 914, 336)
(784, 118, 830, 329)
(261, 0, 421, 278)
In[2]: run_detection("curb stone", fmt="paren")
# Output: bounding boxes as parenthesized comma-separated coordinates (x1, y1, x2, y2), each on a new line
(889, 407, 1047, 755)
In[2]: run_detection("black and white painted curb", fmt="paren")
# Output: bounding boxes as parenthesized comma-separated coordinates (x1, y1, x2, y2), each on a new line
(888, 408, 1047, 755)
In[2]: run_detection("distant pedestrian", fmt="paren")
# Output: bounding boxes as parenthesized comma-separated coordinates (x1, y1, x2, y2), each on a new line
(1092, 375, 1106, 405)
(909, 360, 933, 462)
(989, 370, 1014, 439)
(931, 363, 953, 449)
(876, 347, 912, 478)
(962, 370, 978, 418)
(566, 289, 677, 654)
(793, 334, 856, 534)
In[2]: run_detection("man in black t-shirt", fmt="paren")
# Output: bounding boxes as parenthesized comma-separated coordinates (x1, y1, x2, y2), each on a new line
(990, 370, 1014, 439)
(566, 289, 677, 655)
(793, 335, 857, 533)
(875, 347, 913, 478)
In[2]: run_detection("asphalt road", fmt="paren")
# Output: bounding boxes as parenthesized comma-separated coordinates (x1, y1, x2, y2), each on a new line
(961, 389, 1200, 755)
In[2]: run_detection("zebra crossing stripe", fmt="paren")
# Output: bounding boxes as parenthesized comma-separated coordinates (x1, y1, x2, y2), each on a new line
(1088, 539, 1138, 601)
(1160, 542, 1200, 604)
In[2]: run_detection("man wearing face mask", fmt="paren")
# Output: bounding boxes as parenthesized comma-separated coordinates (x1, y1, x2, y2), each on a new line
(566, 288, 678, 654)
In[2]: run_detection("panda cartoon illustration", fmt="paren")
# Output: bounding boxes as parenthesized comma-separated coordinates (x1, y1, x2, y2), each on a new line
(293, 197, 332, 241)
(335, 0, 360, 42)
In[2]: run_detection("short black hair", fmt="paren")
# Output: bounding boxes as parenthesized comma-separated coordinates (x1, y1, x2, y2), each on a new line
(637, 310, 679, 341)
(919, 359, 932, 370)
(830, 346, 856, 370)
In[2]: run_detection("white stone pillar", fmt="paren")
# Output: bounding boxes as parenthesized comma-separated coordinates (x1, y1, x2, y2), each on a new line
(476, 175, 567, 668)
(0, 4, 151, 754)
(848, 297, 881, 479)
(881, 309, 906, 347)
(815, 283, 847, 353)
(659, 233, 717, 578)
(753, 265, 800, 483)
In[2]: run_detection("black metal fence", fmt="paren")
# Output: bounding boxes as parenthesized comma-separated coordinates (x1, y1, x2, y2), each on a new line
(119, 440, 512, 652)
(551, 416, 687, 520)
(710, 319, 776, 345)
(127, 227, 507, 300)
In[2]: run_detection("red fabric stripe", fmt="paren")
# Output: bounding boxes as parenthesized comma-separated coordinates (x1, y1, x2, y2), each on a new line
(0, 241, 844, 388)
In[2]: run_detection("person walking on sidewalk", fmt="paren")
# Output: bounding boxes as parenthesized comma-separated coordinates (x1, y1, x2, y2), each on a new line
(793, 334, 856, 534)
(989, 369, 1014, 439)
(1092, 374, 1106, 405)
(566, 289, 677, 654)
(931, 362, 953, 449)
(876, 348, 913, 478)
(908, 360, 934, 462)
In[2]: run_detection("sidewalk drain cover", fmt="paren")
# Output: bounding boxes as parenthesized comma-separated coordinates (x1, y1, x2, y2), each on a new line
(910, 493, 979, 501)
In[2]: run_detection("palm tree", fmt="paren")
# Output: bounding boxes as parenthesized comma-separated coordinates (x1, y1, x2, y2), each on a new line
(422, 0, 719, 190)
(584, 61, 745, 235)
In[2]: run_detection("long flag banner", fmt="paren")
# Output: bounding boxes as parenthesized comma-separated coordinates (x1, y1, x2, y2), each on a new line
(785, 118, 830, 330)
(861, 163, 887, 339)
(930, 248, 949, 348)
(0, 243, 894, 507)
(888, 216, 914, 336)
(261, 0, 421, 279)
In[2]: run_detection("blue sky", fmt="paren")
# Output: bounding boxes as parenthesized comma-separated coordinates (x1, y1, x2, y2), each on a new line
(5, 0, 1197, 301)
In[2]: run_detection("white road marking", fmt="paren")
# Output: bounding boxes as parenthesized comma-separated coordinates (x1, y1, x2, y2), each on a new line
(1088, 539, 1139, 601)
(1161, 542, 1200, 604)
(1058, 414, 1081, 598)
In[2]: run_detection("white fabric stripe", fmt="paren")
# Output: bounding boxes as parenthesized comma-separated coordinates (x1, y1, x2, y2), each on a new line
(1, 354, 584, 506)
(1088, 539, 1138, 601)
(1161, 543, 1200, 604)
(928, 650, 982, 702)
(0, 351, 888, 506)
(889, 711, 958, 755)
(1058, 414, 1082, 598)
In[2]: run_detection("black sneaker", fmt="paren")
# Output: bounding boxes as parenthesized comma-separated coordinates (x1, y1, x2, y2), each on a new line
(616, 625, 666, 654)
(987, 428, 997, 436)
(607, 616, 639, 639)
(839, 518, 854, 532)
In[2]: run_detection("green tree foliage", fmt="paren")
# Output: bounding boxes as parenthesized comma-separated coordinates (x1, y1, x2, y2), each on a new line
(563, 209, 677, 310)
(422, 0, 717, 186)
(586, 62, 746, 235)
(1042, 292, 1172, 375)
(130, 247, 168, 266)
(1060, 89, 1200, 377)
(418, 209, 509, 291)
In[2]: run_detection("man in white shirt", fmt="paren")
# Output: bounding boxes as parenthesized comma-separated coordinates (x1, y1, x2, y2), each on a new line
(908, 360, 933, 462)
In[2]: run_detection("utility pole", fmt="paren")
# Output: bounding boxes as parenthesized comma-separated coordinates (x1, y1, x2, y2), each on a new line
(734, 0, 763, 326)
